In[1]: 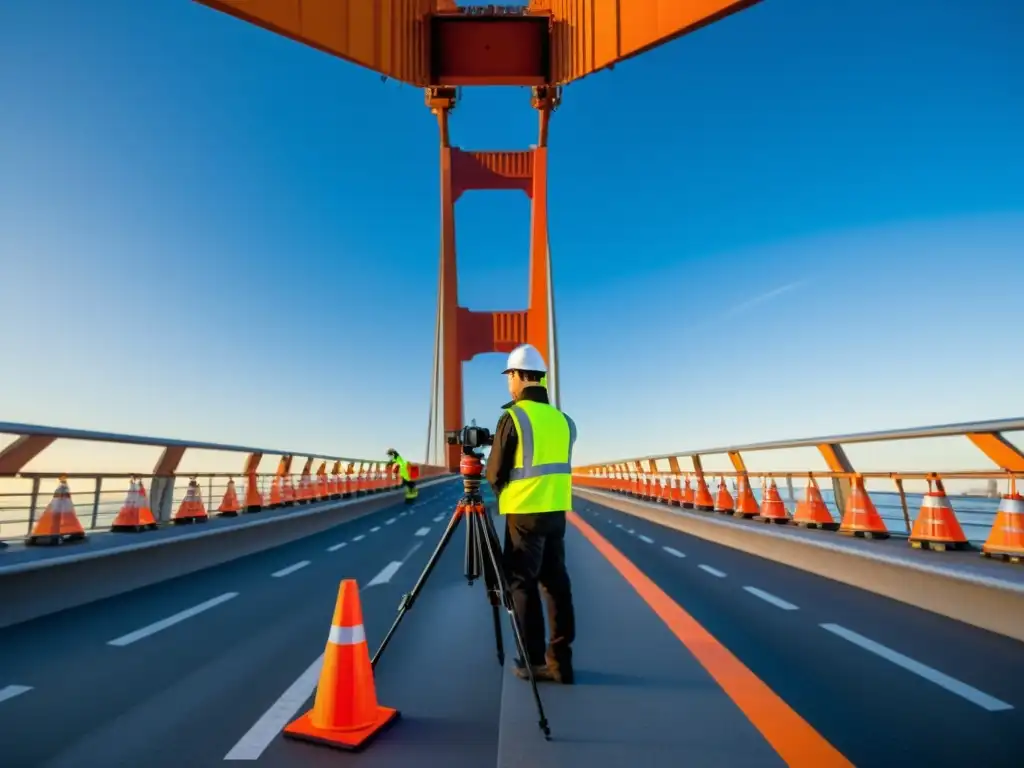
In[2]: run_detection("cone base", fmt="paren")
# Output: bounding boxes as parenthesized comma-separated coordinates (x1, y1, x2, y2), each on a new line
(25, 532, 86, 546)
(839, 528, 889, 540)
(981, 549, 1024, 563)
(217, 510, 240, 517)
(910, 538, 971, 552)
(756, 515, 791, 525)
(734, 511, 759, 519)
(172, 516, 209, 525)
(283, 705, 399, 752)
(111, 523, 159, 532)
(794, 520, 840, 531)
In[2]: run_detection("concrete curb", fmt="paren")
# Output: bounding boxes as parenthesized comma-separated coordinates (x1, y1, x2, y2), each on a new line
(575, 487, 1024, 643)
(0, 476, 457, 629)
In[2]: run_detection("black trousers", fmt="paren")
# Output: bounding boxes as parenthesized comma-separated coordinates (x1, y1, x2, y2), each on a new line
(501, 511, 576, 672)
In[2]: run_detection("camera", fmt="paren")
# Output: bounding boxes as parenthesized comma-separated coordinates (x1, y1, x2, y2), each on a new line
(445, 424, 493, 449)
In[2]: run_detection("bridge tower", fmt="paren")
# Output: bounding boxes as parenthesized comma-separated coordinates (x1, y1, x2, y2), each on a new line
(193, 0, 762, 470)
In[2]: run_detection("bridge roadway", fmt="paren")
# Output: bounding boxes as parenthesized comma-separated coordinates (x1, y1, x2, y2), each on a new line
(0, 478, 1021, 767)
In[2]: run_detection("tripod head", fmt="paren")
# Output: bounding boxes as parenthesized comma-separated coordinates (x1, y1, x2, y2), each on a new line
(459, 445, 486, 499)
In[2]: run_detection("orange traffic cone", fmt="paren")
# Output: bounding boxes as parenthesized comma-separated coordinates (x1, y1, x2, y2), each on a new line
(218, 478, 241, 517)
(909, 479, 970, 551)
(757, 478, 791, 524)
(839, 476, 889, 539)
(282, 475, 296, 505)
(25, 476, 87, 545)
(244, 472, 263, 513)
(792, 475, 839, 530)
(680, 475, 696, 508)
(981, 482, 1024, 564)
(714, 477, 735, 514)
(172, 478, 209, 525)
(284, 580, 399, 751)
(694, 475, 714, 511)
(111, 477, 159, 532)
(734, 475, 760, 518)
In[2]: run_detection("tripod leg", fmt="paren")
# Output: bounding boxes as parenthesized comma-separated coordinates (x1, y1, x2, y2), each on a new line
(478, 509, 551, 739)
(464, 501, 482, 582)
(472, 510, 505, 666)
(371, 503, 466, 668)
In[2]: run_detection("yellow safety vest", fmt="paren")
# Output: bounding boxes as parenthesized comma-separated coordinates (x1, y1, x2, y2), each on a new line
(498, 400, 577, 515)
(392, 455, 411, 482)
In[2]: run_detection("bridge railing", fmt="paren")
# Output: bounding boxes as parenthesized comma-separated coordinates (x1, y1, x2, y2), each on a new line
(0, 422, 448, 542)
(573, 417, 1024, 559)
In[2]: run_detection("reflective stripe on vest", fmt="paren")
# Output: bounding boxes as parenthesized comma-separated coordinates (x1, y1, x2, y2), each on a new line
(499, 401, 576, 515)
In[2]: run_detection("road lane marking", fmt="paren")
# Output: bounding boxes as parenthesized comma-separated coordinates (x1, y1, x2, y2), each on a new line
(272, 561, 310, 578)
(352, 534, 366, 542)
(662, 546, 685, 558)
(744, 586, 798, 611)
(820, 623, 1013, 712)
(370, 526, 381, 533)
(698, 565, 726, 578)
(0, 685, 32, 704)
(627, 529, 636, 535)
(415, 527, 431, 537)
(224, 654, 324, 760)
(385, 517, 397, 525)
(433, 513, 445, 522)
(367, 561, 403, 586)
(567, 512, 852, 767)
(107, 592, 239, 647)
(638, 534, 654, 544)
(327, 542, 347, 552)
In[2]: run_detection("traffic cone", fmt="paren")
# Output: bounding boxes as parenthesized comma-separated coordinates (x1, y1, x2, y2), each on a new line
(111, 477, 158, 532)
(217, 478, 241, 517)
(714, 477, 735, 514)
(981, 482, 1024, 564)
(244, 472, 263, 513)
(734, 475, 760, 518)
(839, 476, 889, 539)
(25, 476, 87, 545)
(172, 478, 209, 524)
(757, 478, 791, 524)
(694, 475, 714, 511)
(909, 480, 970, 551)
(680, 475, 696, 508)
(791, 476, 839, 530)
(282, 475, 296, 505)
(283, 580, 399, 751)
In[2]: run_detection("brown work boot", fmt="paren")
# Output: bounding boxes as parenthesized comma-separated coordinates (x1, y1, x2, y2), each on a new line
(512, 658, 556, 682)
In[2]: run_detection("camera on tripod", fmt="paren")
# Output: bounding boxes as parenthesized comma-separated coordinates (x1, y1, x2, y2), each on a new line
(445, 423, 493, 450)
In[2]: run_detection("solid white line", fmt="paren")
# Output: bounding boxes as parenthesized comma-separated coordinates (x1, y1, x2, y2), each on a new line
(698, 565, 726, 578)
(327, 542, 347, 552)
(433, 513, 445, 522)
(367, 561, 403, 587)
(352, 534, 366, 542)
(385, 517, 397, 525)
(820, 623, 1013, 711)
(638, 535, 654, 544)
(663, 546, 685, 558)
(744, 586, 798, 611)
(370, 526, 381, 533)
(415, 527, 431, 537)
(108, 592, 238, 647)
(0, 685, 32, 704)
(224, 653, 324, 760)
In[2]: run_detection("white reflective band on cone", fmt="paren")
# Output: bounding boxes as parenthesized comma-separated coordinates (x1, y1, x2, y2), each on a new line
(922, 494, 952, 509)
(999, 497, 1024, 514)
(328, 624, 366, 646)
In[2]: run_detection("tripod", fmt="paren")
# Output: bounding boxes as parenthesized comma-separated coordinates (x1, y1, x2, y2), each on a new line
(370, 448, 551, 739)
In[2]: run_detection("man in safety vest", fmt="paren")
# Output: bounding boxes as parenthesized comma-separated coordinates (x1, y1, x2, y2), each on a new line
(386, 448, 418, 504)
(485, 343, 576, 685)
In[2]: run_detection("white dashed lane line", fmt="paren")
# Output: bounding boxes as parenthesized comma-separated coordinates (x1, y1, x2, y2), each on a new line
(272, 561, 310, 578)
(433, 513, 445, 522)
(367, 561, 403, 587)
(415, 527, 431, 537)
(385, 517, 397, 525)
(107, 592, 239, 647)
(820, 623, 1014, 712)
(327, 541, 347, 552)
(370, 526, 381, 533)
(662, 546, 685, 558)
(352, 534, 366, 542)
(743, 586, 798, 611)
(0, 685, 32, 705)
(638, 535, 654, 544)
(698, 565, 726, 578)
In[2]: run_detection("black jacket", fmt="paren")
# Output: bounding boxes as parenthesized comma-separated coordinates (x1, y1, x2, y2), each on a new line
(485, 385, 554, 500)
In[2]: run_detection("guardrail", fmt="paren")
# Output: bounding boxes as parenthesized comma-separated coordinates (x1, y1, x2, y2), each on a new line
(0, 422, 448, 543)
(573, 417, 1024, 562)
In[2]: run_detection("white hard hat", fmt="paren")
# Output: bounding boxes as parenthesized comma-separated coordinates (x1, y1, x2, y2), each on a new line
(502, 344, 547, 374)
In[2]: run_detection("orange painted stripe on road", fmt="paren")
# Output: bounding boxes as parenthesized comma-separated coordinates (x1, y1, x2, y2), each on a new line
(567, 511, 853, 768)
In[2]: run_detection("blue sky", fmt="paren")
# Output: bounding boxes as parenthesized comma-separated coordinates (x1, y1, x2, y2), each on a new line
(1, 0, 1023, 476)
